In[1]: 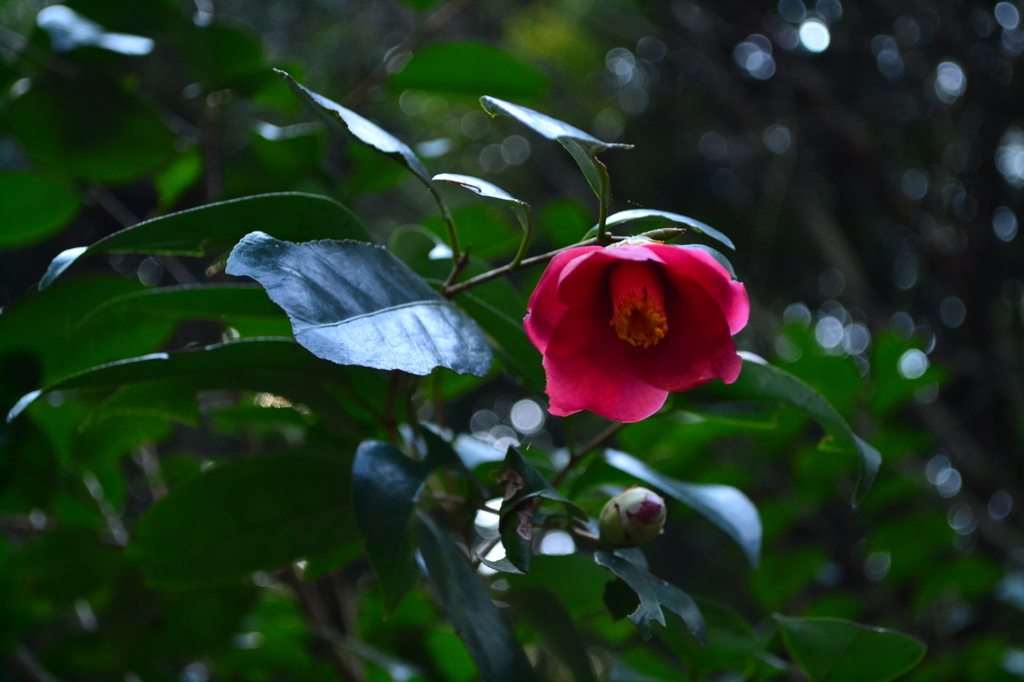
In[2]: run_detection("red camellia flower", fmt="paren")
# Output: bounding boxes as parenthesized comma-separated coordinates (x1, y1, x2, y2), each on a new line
(524, 239, 750, 422)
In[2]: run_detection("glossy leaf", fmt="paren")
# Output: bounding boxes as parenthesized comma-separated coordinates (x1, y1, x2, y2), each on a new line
(480, 97, 630, 212)
(352, 435, 462, 613)
(497, 446, 579, 573)
(774, 615, 926, 682)
(732, 359, 882, 503)
(604, 449, 761, 568)
(225, 232, 492, 376)
(6, 339, 355, 432)
(507, 587, 598, 682)
(130, 452, 356, 588)
(390, 40, 549, 100)
(278, 70, 430, 185)
(595, 549, 706, 644)
(415, 514, 538, 682)
(433, 173, 526, 207)
(40, 192, 368, 289)
(604, 209, 735, 250)
(0, 172, 81, 249)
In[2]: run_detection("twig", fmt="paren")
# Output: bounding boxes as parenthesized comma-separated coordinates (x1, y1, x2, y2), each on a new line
(551, 422, 625, 487)
(441, 227, 684, 298)
(282, 568, 363, 682)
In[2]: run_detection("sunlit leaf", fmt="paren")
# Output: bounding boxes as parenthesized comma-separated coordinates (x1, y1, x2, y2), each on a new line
(603, 209, 735, 251)
(415, 514, 539, 682)
(40, 192, 368, 289)
(774, 615, 926, 682)
(479, 97, 630, 214)
(226, 232, 492, 376)
(604, 449, 761, 568)
(278, 70, 430, 185)
(130, 452, 356, 588)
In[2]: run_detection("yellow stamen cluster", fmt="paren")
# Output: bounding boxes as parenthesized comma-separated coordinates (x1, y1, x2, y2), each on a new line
(611, 297, 668, 348)
(608, 261, 669, 348)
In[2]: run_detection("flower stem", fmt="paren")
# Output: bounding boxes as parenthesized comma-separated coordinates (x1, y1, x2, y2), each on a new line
(551, 421, 624, 487)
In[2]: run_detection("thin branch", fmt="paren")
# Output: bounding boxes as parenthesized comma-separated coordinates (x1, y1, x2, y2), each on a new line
(551, 422, 625, 487)
(282, 568, 363, 682)
(442, 227, 685, 298)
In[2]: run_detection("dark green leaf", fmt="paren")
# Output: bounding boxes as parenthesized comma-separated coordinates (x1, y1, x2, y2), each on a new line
(604, 449, 761, 568)
(225, 232, 492, 376)
(415, 514, 538, 682)
(77, 284, 283, 328)
(594, 549, 705, 644)
(40, 192, 368, 289)
(774, 615, 926, 682)
(604, 209, 735, 250)
(353, 435, 463, 613)
(278, 70, 431, 186)
(4, 73, 175, 185)
(497, 446, 579, 573)
(0, 172, 81, 249)
(0, 275, 178, 386)
(391, 40, 549, 100)
(507, 587, 598, 682)
(732, 359, 881, 503)
(7, 339, 356, 435)
(129, 452, 354, 588)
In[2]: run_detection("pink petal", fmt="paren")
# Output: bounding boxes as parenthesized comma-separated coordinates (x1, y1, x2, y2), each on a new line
(542, 295, 669, 422)
(524, 246, 602, 354)
(555, 246, 663, 308)
(650, 245, 750, 335)
(626, 274, 743, 391)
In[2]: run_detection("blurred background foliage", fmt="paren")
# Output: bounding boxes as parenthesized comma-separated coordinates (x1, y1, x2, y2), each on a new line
(1, 0, 1023, 680)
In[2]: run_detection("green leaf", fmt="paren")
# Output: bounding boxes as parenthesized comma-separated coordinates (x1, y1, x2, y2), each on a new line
(390, 40, 549, 100)
(434, 173, 526, 207)
(40, 192, 368, 289)
(415, 514, 538, 682)
(774, 615, 926, 682)
(732, 358, 882, 503)
(497, 446, 579, 573)
(225, 232, 492, 376)
(480, 97, 630, 213)
(507, 587, 598, 682)
(3, 73, 175, 185)
(130, 452, 355, 588)
(353, 434, 463, 613)
(7, 339, 357, 435)
(77, 283, 283, 327)
(278, 70, 431, 186)
(594, 549, 705, 644)
(0, 275, 178, 386)
(0, 172, 81, 249)
(604, 449, 761, 568)
(603, 209, 735, 250)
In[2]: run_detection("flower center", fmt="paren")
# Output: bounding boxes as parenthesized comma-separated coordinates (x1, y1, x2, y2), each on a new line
(608, 261, 668, 348)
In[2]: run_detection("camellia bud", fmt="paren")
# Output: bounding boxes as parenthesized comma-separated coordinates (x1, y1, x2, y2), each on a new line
(598, 486, 667, 548)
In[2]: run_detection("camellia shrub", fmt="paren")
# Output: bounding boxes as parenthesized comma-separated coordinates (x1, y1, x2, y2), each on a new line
(3, 63, 930, 681)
